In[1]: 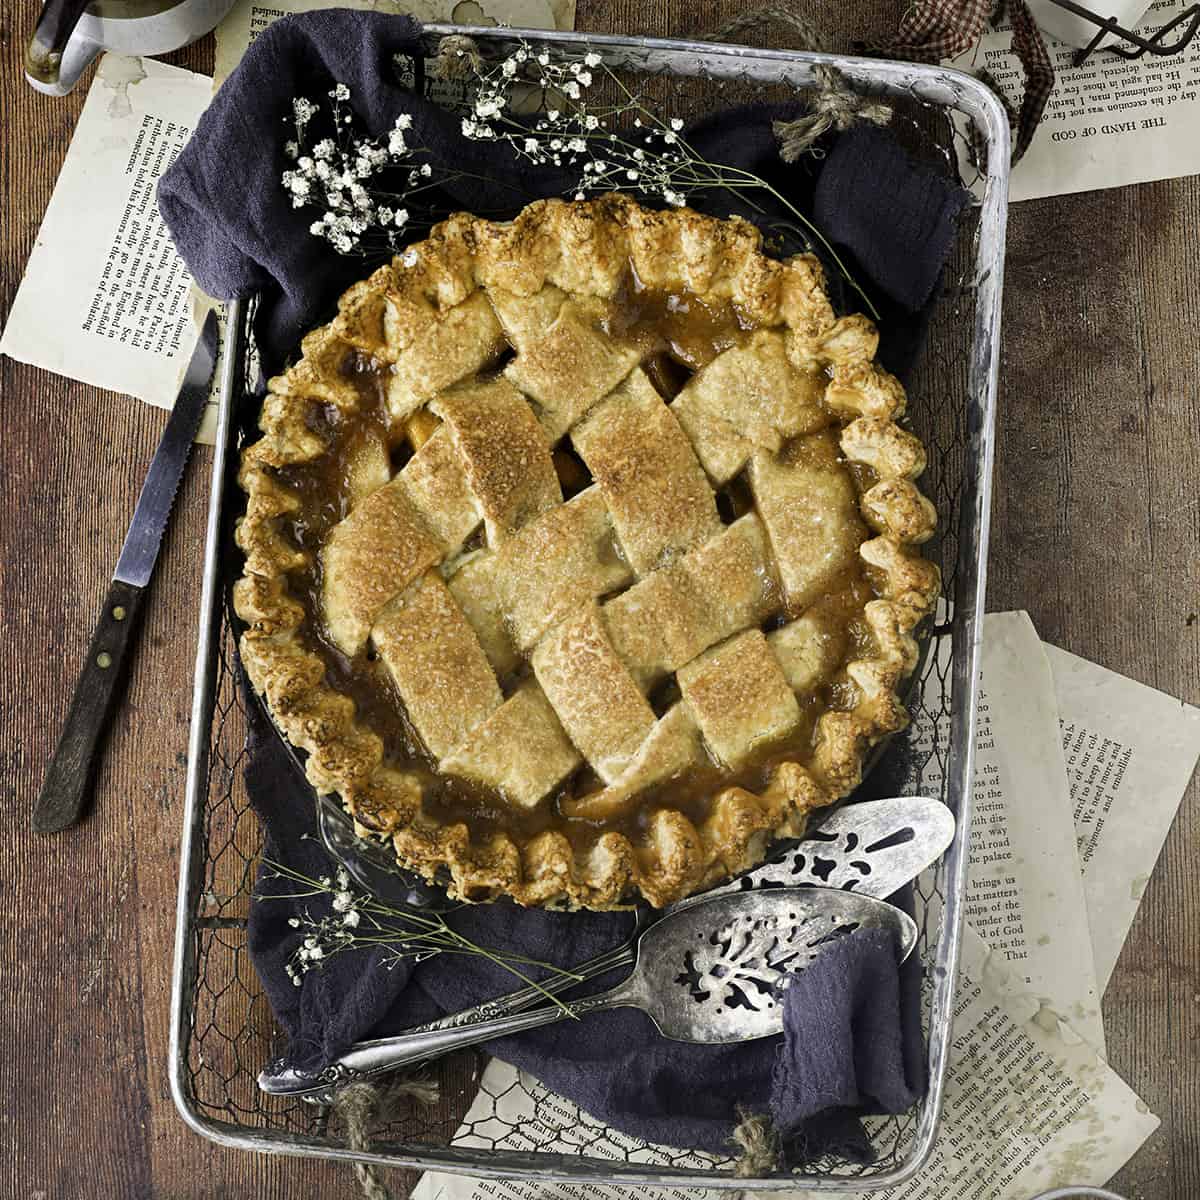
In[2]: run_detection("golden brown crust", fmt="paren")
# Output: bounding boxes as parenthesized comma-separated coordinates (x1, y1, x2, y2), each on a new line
(235, 195, 939, 910)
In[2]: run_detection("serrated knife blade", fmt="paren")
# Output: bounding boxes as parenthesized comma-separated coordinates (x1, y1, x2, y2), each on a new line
(32, 311, 220, 834)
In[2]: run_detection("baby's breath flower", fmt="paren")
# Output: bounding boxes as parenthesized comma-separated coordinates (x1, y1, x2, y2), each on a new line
(278, 38, 875, 317)
(342, 910, 361, 928)
(401, 247, 419, 267)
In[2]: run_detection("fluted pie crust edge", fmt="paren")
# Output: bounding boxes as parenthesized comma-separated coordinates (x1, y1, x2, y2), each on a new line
(234, 195, 940, 910)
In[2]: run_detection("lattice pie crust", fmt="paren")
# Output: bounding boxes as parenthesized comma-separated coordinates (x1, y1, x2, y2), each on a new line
(234, 196, 939, 909)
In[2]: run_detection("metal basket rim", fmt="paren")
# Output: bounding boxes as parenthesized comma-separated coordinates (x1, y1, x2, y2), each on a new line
(168, 26, 1009, 1192)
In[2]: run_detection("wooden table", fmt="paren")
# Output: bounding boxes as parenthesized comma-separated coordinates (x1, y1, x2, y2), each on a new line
(2, 1, 1197, 1195)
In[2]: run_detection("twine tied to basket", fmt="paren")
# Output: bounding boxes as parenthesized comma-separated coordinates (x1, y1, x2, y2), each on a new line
(703, 4, 893, 160)
(731, 1106, 784, 1177)
(429, 33, 483, 79)
(333, 1075, 440, 1200)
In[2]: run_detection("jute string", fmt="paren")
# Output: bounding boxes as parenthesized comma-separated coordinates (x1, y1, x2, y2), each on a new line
(702, 4, 893, 159)
(333, 1076, 440, 1200)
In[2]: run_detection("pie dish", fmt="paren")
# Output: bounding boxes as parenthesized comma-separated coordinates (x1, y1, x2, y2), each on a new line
(234, 195, 939, 910)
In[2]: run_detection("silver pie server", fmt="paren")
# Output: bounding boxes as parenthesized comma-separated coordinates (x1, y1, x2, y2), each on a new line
(263, 888, 916, 1096)
(259, 796, 951, 1098)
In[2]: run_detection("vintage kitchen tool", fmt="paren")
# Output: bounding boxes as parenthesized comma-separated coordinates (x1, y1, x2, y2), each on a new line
(264, 889, 917, 1096)
(32, 311, 218, 834)
(259, 796, 950, 1098)
(1033, 0, 1199, 64)
(25, 0, 236, 96)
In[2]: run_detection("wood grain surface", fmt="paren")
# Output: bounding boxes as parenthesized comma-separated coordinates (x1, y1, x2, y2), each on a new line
(1, 1, 1197, 1196)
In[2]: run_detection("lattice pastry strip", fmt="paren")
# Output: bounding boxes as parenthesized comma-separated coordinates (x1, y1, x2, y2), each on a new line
(448, 486, 633, 661)
(502, 299, 643, 441)
(429, 376, 562, 545)
(532, 603, 658, 785)
(670, 328, 833, 484)
(748, 432, 868, 612)
(570, 368, 721, 574)
(385, 291, 507, 424)
(370, 571, 503, 761)
(321, 476, 442, 656)
(439, 682, 582, 810)
(601, 514, 778, 689)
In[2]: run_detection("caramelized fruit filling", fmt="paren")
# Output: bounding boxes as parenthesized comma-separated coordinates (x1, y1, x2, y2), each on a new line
(272, 276, 880, 848)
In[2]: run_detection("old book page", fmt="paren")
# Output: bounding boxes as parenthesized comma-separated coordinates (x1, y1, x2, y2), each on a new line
(1044, 641, 1200, 990)
(0, 57, 218, 440)
(954, 0, 1200, 201)
(913, 611, 1105, 1051)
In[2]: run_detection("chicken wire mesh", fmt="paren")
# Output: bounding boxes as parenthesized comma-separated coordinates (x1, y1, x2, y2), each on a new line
(170, 27, 1006, 1189)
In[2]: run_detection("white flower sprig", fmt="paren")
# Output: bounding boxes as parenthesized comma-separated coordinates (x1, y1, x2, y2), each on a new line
(260, 860, 585, 1015)
(282, 85, 436, 254)
(279, 44, 877, 317)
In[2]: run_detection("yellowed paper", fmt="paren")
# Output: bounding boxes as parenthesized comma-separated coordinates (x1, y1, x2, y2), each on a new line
(1045, 641, 1200, 990)
(913, 611, 1106, 1052)
(214, 0, 577, 88)
(953, 0, 1200, 201)
(0, 56, 217, 440)
(845, 928, 1158, 1200)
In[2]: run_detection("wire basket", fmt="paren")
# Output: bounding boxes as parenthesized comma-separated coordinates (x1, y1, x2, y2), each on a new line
(169, 26, 1008, 1191)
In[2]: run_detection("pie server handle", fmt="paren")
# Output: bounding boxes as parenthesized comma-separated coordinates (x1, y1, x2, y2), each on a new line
(32, 579, 148, 833)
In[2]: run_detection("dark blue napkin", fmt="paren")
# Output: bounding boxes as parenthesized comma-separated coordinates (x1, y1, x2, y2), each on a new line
(161, 10, 964, 1161)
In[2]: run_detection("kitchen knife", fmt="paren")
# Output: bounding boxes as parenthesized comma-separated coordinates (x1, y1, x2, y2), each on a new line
(32, 310, 219, 834)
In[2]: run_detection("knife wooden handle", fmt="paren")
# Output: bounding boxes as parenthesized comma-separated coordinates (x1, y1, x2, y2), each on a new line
(33, 579, 148, 833)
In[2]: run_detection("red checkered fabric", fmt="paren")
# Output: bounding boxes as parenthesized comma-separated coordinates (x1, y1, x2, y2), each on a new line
(887, 0, 1056, 162)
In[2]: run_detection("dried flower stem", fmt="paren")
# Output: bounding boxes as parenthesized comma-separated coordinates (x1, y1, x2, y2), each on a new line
(280, 41, 879, 318)
(258, 859, 586, 1018)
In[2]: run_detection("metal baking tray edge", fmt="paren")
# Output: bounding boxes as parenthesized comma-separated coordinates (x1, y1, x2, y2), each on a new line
(169, 25, 1009, 1191)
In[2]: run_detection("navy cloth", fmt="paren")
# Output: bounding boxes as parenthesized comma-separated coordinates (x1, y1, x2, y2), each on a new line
(161, 10, 965, 1161)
